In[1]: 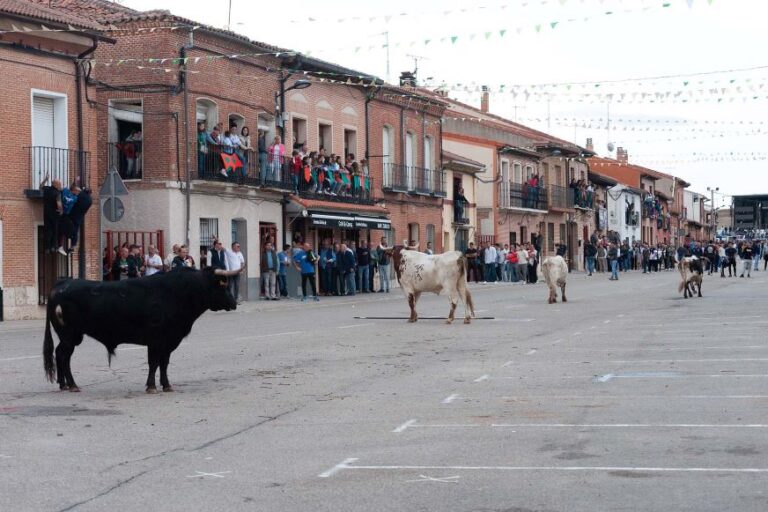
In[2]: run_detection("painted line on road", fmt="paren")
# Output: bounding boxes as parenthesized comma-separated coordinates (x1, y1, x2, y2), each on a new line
(318, 458, 359, 478)
(234, 331, 303, 341)
(441, 394, 459, 404)
(563, 345, 767, 353)
(473, 374, 490, 383)
(526, 349, 538, 356)
(502, 361, 514, 368)
(392, 419, 417, 433)
(498, 374, 768, 380)
(337, 323, 375, 329)
(493, 358, 768, 366)
(1, 345, 144, 362)
(491, 318, 535, 323)
(404, 422, 768, 430)
(319, 460, 768, 477)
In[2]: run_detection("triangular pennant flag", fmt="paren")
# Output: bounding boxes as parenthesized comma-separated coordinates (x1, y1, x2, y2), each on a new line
(535, 24, 542, 32)
(499, 29, 507, 37)
(550, 21, 559, 29)
(450, 36, 458, 44)
(485, 31, 492, 39)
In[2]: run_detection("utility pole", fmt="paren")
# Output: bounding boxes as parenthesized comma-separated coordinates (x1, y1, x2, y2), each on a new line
(383, 31, 390, 83)
(707, 186, 719, 239)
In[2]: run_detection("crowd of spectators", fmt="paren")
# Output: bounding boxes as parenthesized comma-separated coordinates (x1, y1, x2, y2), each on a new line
(463, 237, 544, 285)
(569, 177, 595, 209)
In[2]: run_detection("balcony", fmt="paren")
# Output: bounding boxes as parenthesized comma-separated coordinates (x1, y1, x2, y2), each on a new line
(107, 141, 143, 180)
(549, 184, 575, 210)
(25, 147, 90, 198)
(194, 145, 375, 205)
(498, 181, 548, 211)
(382, 163, 446, 197)
(452, 202, 473, 225)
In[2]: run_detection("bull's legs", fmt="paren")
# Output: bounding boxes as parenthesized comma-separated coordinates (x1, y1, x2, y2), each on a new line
(407, 292, 420, 323)
(560, 281, 567, 303)
(696, 280, 703, 297)
(55, 343, 69, 390)
(547, 283, 557, 304)
(160, 353, 173, 392)
(447, 291, 458, 324)
(146, 347, 160, 393)
(56, 342, 80, 392)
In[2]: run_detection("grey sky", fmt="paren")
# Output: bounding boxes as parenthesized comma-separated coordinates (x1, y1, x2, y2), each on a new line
(122, 0, 768, 204)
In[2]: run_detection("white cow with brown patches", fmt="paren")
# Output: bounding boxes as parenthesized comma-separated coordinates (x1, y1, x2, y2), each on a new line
(392, 247, 475, 324)
(541, 255, 568, 304)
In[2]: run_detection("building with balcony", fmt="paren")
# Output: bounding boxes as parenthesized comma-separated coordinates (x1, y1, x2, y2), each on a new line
(0, 0, 111, 319)
(441, 151, 483, 252)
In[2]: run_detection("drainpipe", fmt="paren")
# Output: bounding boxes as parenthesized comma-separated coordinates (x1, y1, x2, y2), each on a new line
(364, 87, 381, 161)
(182, 34, 193, 247)
(75, 37, 98, 279)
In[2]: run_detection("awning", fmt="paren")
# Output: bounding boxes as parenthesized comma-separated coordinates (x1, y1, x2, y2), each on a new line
(309, 212, 391, 230)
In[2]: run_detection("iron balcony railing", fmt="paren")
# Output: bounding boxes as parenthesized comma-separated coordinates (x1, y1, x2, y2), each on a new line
(26, 146, 90, 195)
(195, 144, 375, 205)
(382, 163, 446, 196)
(453, 201, 473, 224)
(107, 141, 143, 180)
(549, 184, 576, 210)
(498, 181, 548, 211)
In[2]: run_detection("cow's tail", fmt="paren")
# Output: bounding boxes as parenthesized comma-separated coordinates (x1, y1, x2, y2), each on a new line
(541, 259, 553, 287)
(43, 307, 56, 383)
(107, 346, 116, 368)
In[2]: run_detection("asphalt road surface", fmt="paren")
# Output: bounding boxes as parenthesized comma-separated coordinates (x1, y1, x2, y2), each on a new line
(1, 268, 767, 512)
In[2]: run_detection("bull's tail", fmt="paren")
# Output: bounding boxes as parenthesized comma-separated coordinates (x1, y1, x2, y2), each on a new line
(677, 280, 686, 294)
(541, 260, 553, 286)
(43, 308, 56, 383)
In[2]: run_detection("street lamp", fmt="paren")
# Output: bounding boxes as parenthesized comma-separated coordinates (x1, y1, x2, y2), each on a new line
(275, 79, 312, 139)
(707, 186, 719, 239)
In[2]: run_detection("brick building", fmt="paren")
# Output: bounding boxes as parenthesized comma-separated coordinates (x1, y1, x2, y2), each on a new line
(0, 0, 111, 319)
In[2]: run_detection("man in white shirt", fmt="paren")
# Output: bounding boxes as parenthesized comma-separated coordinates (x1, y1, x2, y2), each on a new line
(496, 243, 508, 282)
(483, 241, 498, 283)
(164, 243, 180, 270)
(225, 241, 246, 303)
(144, 245, 164, 276)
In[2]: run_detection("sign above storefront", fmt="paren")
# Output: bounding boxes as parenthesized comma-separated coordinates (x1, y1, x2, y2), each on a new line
(309, 212, 391, 230)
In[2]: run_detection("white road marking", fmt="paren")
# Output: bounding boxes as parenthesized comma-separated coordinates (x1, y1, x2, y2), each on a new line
(318, 458, 359, 478)
(392, 419, 417, 433)
(337, 323, 374, 329)
(552, 339, 564, 345)
(234, 331, 303, 341)
(526, 349, 537, 355)
(603, 320, 611, 324)
(501, 361, 514, 368)
(405, 423, 768, 430)
(325, 462, 768, 475)
(473, 374, 490, 383)
(596, 374, 615, 382)
(405, 474, 460, 483)
(117, 347, 144, 352)
(185, 471, 231, 478)
(441, 394, 459, 404)
(0, 355, 40, 362)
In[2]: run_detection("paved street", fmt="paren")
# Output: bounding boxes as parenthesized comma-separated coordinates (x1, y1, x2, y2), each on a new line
(1, 269, 767, 512)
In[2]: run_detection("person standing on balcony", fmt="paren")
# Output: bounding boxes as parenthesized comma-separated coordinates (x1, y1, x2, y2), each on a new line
(268, 135, 285, 183)
(197, 122, 213, 178)
(238, 126, 254, 178)
(454, 186, 468, 222)
(257, 129, 268, 183)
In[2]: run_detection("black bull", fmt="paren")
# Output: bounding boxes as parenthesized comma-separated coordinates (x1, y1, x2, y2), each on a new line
(43, 267, 239, 393)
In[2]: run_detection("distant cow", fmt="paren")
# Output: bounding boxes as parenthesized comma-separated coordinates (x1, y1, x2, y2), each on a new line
(541, 255, 568, 304)
(392, 247, 475, 324)
(43, 267, 239, 393)
(678, 256, 703, 298)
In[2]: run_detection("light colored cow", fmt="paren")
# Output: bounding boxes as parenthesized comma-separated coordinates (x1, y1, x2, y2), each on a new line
(541, 255, 568, 304)
(392, 247, 475, 324)
(678, 256, 703, 298)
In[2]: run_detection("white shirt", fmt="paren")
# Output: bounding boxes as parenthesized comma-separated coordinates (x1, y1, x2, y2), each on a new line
(144, 254, 163, 276)
(497, 249, 507, 264)
(516, 250, 528, 263)
(225, 249, 245, 272)
(484, 246, 498, 264)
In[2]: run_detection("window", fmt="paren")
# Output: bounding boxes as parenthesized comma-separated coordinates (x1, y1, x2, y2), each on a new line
(196, 98, 218, 130)
(559, 223, 566, 244)
(509, 231, 517, 245)
(547, 223, 555, 254)
(292, 117, 307, 151)
(228, 113, 245, 134)
(318, 122, 332, 153)
(525, 165, 534, 181)
(199, 218, 219, 268)
(423, 136, 433, 191)
(31, 91, 68, 188)
(109, 99, 143, 180)
(344, 128, 357, 158)
(408, 223, 419, 246)
(513, 162, 522, 184)
(382, 125, 394, 187)
(426, 224, 435, 248)
(500, 160, 511, 208)
(405, 131, 416, 189)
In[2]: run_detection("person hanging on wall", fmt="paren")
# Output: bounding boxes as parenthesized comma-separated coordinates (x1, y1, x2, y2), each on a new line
(40, 174, 63, 255)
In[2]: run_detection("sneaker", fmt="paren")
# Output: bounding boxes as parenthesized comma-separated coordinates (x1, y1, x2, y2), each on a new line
(219, 170, 228, 177)
(740, 274, 744, 278)
(57, 247, 68, 256)
(313, 296, 320, 302)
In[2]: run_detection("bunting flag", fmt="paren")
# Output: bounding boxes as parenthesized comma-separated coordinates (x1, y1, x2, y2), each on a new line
(317, 170, 325, 184)
(303, 165, 312, 183)
(220, 153, 243, 174)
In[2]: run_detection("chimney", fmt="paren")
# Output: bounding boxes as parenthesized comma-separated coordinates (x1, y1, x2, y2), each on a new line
(480, 85, 489, 113)
(616, 147, 629, 163)
(586, 138, 594, 152)
(399, 71, 416, 88)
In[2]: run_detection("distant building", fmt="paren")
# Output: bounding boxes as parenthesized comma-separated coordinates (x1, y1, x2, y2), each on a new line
(732, 194, 768, 232)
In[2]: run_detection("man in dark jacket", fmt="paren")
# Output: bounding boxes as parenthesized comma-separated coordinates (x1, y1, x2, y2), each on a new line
(41, 175, 63, 254)
(585, 240, 597, 276)
(339, 243, 357, 296)
(356, 240, 371, 293)
(209, 240, 227, 270)
(608, 242, 620, 280)
(67, 188, 93, 248)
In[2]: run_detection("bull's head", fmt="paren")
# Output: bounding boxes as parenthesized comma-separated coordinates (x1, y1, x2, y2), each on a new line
(205, 268, 239, 311)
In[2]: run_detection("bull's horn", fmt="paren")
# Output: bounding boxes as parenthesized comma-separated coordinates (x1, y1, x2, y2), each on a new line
(214, 269, 240, 277)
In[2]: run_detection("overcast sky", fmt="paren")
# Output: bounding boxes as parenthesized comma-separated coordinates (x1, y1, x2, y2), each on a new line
(122, 0, 768, 206)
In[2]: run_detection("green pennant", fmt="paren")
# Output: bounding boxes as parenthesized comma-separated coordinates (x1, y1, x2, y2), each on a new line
(424, 39, 431, 45)
(499, 29, 507, 37)
(535, 24, 542, 32)
(661, 2, 670, 6)
(550, 21, 559, 29)
(485, 31, 492, 39)
(683, 81, 689, 86)
(451, 36, 458, 44)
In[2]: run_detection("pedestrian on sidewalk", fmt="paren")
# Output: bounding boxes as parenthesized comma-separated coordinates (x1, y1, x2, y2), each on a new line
(261, 241, 279, 300)
(376, 237, 391, 293)
(608, 242, 620, 280)
(293, 242, 319, 302)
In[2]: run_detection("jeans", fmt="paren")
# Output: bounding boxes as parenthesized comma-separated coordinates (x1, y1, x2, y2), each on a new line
(291, 174, 299, 194)
(610, 259, 619, 279)
(263, 270, 277, 298)
(198, 151, 206, 178)
(369, 264, 376, 291)
(228, 273, 240, 301)
(301, 273, 317, 297)
(259, 152, 268, 182)
(742, 260, 752, 277)
(517, 264, 528, 283)
(485, 263, 497, 282)
(278, 274, 287, 297)
(379, 264, 390, 291)
(357, 265, 369, 292)
(586, 256, 595, 275)
(509, 263, 519, 282)
(344, 271, 356, 295)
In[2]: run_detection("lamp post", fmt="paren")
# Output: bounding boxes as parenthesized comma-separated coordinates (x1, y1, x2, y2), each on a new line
(275, 78, 311, 141)
(707, 186, 719, 240)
